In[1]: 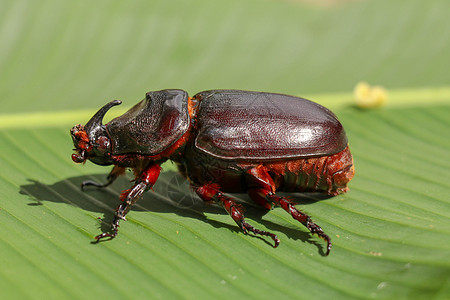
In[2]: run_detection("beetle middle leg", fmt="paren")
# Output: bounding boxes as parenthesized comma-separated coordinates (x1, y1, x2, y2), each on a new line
(94, 163, 161, 242)
(195, 183, 280, 247)
(246, 165, 332, 255)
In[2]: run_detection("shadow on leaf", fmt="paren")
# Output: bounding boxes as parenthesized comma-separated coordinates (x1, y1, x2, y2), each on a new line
(20, 170, 332, 255)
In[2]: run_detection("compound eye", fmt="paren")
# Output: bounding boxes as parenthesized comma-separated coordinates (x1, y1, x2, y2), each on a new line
(96, 136, 110, 150)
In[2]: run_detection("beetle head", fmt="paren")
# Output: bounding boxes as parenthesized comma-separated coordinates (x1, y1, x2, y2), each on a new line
(71, 100, 121, 166)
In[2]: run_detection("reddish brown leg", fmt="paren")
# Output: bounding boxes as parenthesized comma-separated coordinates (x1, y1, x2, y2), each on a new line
(195, 183, 280, 247)
(246, 166, 332, 255)
(95, 163, 161, 242)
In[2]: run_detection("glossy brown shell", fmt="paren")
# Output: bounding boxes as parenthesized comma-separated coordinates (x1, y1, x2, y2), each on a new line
(193, 90, 347, 161)
(106, 89, 190, 156)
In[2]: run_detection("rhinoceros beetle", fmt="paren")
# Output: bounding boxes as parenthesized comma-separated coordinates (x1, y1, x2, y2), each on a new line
(71, 89, 354, 255)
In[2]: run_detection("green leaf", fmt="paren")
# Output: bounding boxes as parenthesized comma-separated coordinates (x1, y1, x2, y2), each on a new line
(1, 0, 449, 299)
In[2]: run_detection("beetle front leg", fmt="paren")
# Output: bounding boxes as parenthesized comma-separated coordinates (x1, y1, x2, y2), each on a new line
(246, 166, 332, 255)
(195, 183, 280, 247)
(94, 163, 161, 242)
(81, 165, 125, 190)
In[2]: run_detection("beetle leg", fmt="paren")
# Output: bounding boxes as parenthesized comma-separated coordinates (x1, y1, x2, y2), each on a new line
(195, 183, 280, 247)
(94, 163, 161, 242)
(81, 165, 125, 190)
(246, 166, 332, 255)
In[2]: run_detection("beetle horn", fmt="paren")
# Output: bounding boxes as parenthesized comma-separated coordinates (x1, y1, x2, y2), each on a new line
(85, 100, 122, 133)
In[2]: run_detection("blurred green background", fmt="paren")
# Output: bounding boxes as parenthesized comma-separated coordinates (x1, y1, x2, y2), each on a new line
(0, 0, 449, 299)
(1, 0, 449, 113)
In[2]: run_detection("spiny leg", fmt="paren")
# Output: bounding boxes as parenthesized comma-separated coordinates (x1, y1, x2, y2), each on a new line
(271, 194, 331, 255)
(94, 163, 161, 242)
(246, 166, 332, 255)
(195, 183, 280, 247)
(81, 165, 125, 190)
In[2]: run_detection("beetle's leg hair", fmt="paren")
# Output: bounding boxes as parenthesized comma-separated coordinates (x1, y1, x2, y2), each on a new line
(94, 163, 161, 242)
(81, 165, 126, 190)
(246, 165, 332, 256)
(195, 183, 280, 247)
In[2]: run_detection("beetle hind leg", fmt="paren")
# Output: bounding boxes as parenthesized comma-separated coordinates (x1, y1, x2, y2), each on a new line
(246, 165, 332, 255)
(195, 183, 280, 247)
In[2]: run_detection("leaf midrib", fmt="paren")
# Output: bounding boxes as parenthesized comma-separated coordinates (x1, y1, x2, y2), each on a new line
(1, 85, 449, 129)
